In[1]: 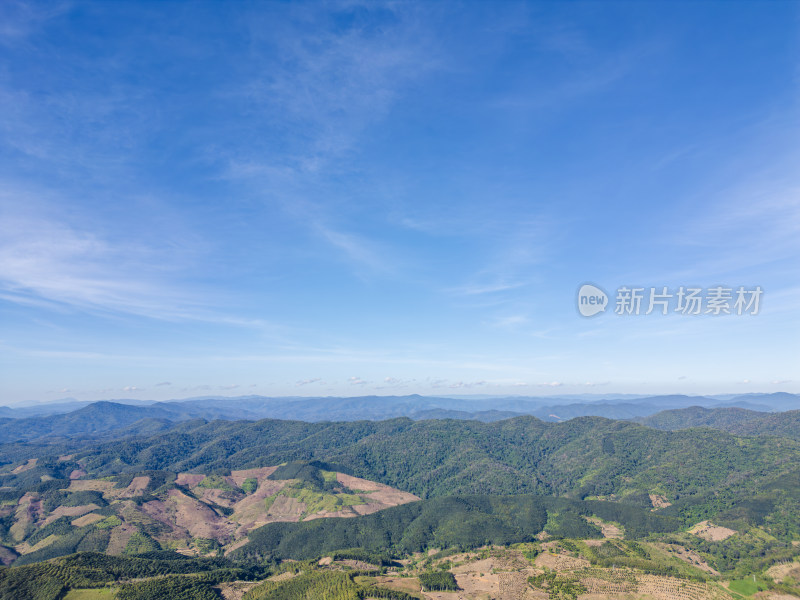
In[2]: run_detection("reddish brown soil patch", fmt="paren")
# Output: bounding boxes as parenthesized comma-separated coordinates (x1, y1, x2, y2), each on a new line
(106, 523, 138, 555)
(68, 479, 120, 497)
(230, 466, 278, 487)
(0, 546, 18, 566)
(119, 476, 151, 498)
(337, 474, 420, 505)
(72, 513, 105, 527)
(138, 499, 183, 540)
(198, 487, 242, 508)
(40, 504, 100, 527)
(12, 459, 37, 474)
(166, 489, 235, 542)
(689, 520, 736, 541)
(264, 494, 304, 521)
(176, 473, 206, 487)
(229, 479, 288, 536)
(10, 494, 41, 542)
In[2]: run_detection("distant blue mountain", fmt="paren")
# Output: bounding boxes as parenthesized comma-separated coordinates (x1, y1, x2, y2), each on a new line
(0, 392, 796, 443)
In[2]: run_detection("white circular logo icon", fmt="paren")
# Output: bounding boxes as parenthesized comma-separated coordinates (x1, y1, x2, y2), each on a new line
(577, 283, 608, 317)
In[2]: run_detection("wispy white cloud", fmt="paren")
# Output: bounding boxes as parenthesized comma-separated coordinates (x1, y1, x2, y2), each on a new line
(443, 212, 558, 305)
(447, 380, 486, 389)
(241, 3, 439, 169)
(428, 378, 486, 389)
(452, 280, 528, 296)
(314, 222, 394, 273)
(0, 1, 71, 44)
(0, 192, 287, 331)
(538, 381, 563, 388)
(487, 314, 531, 329)
(219, 5, 442, 274)
(0, 204, 198, 319)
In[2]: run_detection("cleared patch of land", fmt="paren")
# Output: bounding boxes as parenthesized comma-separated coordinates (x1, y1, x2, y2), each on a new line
(655, 542, 720, 575)
(585, 516, 623, 539)
(68, 479, 119, 495)
(765, 561, 800, 583)
(119, 475, 150, 497)
(4, 465, 421, 560)
(690, 520, 737, 541)
(215, 580, 259, 600)
(40, 503, 100, 527)
(11, 458, 37, 474)
(650, 493, 672, 509)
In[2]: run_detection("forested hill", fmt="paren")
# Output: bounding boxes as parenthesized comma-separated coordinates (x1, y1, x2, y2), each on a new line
(1, 393, 797, 448)
(0, 401, 176, 443)
(636, 406, 800, 438)
(10, 415, 796, 507)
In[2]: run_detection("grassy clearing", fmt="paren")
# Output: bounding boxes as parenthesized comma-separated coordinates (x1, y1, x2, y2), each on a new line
(96, 516, 122, 529)
(196, 475, 234, 491)
(280, 484, 366, 518)
(728, 577, 768, 596)
(320, 470, 338, 483)
(63, 588, 117, 600)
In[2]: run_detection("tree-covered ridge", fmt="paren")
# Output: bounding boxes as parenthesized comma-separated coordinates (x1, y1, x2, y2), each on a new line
(55, 415, 800, 508)
(230, 495, 681, 562)
(637, 406, 800, 438)
(5, 415, 800, 552)
(2, 414, 800, 580)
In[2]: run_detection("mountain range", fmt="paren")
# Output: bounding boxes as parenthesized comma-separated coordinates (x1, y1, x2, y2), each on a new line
(3, 394, 800, 598)
(0, 392, 797, 445)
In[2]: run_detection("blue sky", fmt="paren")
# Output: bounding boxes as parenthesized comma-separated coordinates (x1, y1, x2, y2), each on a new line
(1, 1, 798, 404)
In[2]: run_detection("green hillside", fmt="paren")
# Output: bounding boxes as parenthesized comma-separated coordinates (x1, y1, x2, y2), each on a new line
(231, 494, 679, 561)
(638, 407, 800, 439)
(60, 416, 800, 510)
